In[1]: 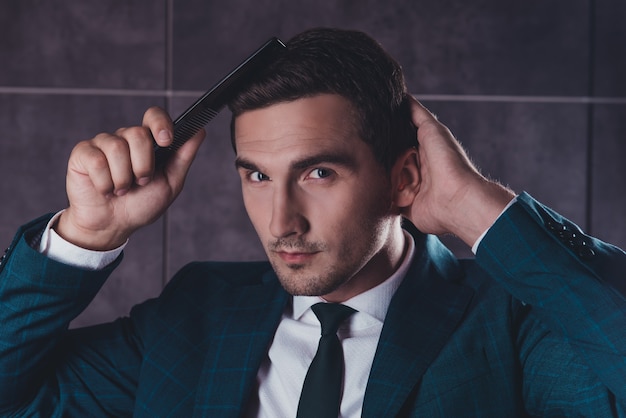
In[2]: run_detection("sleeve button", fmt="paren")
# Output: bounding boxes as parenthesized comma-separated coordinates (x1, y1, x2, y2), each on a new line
(546, 220, 563, 231)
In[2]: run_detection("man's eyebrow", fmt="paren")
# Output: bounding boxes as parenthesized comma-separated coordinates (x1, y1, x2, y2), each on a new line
(234, 157, 259, 171)
(234, 152, 358, 172)
(290, 152, 358, 171)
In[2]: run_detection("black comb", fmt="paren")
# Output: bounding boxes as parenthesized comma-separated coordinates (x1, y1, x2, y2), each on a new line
(154, 37, 286, 166)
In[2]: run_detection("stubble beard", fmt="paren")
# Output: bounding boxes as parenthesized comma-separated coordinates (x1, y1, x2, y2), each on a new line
(272, 259, 351, 297)
(267, 238, 349, 296)
(265, 183, 395, 298)
(267, 220, 390, 298)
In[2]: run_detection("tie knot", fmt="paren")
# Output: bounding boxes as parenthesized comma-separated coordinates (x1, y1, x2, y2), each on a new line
(311, 303, 356, 336)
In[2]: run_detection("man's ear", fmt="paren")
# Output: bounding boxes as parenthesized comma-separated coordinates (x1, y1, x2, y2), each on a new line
(390, 147, 420, 211)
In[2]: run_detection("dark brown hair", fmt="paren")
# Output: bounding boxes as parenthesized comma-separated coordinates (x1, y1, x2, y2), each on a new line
(228, 28, 416, 172)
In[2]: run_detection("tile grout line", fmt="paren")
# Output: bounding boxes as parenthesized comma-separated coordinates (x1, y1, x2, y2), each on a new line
(1, 86, 626, 104)
(584, 0, 597, 235)
(416, 94, 626, 104)
(0, 86, 167, 96)
(161, 0, 175, 287)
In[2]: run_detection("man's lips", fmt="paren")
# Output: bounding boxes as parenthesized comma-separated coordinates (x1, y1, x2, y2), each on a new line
(275, 251, 319, 263)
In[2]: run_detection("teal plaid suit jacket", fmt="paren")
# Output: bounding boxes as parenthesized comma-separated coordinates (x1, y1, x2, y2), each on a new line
(1, 192, 626, 417)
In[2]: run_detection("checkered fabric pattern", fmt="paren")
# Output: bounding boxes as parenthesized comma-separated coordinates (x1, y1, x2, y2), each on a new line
(1, 193, 625, 417)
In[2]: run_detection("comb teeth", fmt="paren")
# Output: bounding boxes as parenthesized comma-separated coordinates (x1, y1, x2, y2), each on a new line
(154, 37, 286, 167)
(154, 106, 219, 166)
(170, 107, 219, 151)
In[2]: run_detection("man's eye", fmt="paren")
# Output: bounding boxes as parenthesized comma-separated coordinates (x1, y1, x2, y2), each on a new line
(308, 168, 333, 179)
(249, 171, 270, 182)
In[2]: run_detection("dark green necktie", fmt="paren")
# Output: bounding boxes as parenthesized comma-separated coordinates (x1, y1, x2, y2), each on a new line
(296, 302, 356, 418)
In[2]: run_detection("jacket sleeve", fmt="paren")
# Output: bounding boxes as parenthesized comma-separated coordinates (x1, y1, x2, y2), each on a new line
(0, 215, 141, 417)
(476, 192, 626, 410)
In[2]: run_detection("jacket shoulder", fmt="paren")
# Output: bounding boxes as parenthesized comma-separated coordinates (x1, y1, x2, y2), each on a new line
(156, 260, 276, 304)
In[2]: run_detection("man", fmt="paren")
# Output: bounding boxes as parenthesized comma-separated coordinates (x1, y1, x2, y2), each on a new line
(0, 28, 625, 417)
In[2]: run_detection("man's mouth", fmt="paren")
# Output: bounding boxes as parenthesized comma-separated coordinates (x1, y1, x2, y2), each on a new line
(275, 251, 319, 264)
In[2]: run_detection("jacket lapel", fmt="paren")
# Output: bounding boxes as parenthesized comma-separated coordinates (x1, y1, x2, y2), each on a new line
(191, 226, 473, 417)
(362, 232, 474, 417)
(193, 270, 288, 418)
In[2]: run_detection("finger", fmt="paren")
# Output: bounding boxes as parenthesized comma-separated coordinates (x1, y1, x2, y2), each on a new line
(142, 106, 174, 147)
(407, 95, 439, 128)
(91, 134, 134, 196)
(163, 128, 206, 190)
(116, 126, 155, 186)
(408, 95, 458, 152)
(71, 138, 116, 196)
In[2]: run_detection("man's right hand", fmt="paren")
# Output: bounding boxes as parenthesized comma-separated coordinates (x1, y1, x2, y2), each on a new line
(55, 107, 205, 251)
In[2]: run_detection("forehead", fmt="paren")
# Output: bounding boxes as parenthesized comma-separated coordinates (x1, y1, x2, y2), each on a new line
(233, 94, 364, 158)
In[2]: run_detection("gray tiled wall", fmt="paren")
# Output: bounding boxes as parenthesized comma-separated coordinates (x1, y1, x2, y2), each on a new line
(1, 0, 623, 326)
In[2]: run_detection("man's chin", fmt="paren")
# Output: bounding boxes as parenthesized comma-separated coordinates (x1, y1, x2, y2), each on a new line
(283, 262, 307, 271)
(268, 256, 347, 296)
(273, 272, 343, 298)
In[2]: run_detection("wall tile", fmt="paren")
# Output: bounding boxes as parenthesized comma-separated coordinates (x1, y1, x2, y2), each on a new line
(1, 0, 623, 327)
(424, 100, 589, 219)
(591, 104, 626, 249)
(0, 94, 72, 237)
(0, 1, 167, 89)
(0, 93, 168, 326)
(173, 0, 590, 96)
(423, 100, 589, 256)
(594, 0, 626, 96)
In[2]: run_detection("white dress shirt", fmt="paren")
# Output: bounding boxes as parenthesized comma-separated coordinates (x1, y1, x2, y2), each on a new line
(39, 214, 415, 417)
(247, 232, 415, 417)
(38, 197, 517, 416)
(39, 211, 124, 270)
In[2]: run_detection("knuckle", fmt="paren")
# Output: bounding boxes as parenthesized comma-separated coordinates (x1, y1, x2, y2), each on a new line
(129, 126, 153, 143)
(72, 138, 93, 154)
(123, 126, 146, 137)
(72, 140, 104, 164)
(112, 126, 152, 145)
(90, 151, 109, 171)
(105, 136, 130, 154)
(146, 105, 164, 114)
(144, 106, 171, 127)
(144, 106, 165, 122)
(114, 127, 129, 136)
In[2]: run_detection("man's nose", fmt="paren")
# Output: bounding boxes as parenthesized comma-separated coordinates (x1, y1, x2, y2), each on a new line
(269, 185, 309, 238)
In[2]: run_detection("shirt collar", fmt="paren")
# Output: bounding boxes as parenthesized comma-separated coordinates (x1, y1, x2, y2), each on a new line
(292, 230, 415, 323)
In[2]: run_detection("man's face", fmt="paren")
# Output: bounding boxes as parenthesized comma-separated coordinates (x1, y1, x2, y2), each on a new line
(234, 94, 404, 302)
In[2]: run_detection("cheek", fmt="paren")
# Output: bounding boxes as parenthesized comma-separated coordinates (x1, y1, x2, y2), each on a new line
(315, 194, 386, 241)
(241, 189, 270, 236)
(338, 187, 394, 242)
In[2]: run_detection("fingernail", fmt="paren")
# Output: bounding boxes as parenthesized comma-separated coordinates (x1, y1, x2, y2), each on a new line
(136, 177, 151, 186)
(115, 188, 129, 197)
(157, 129, 172, 144)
